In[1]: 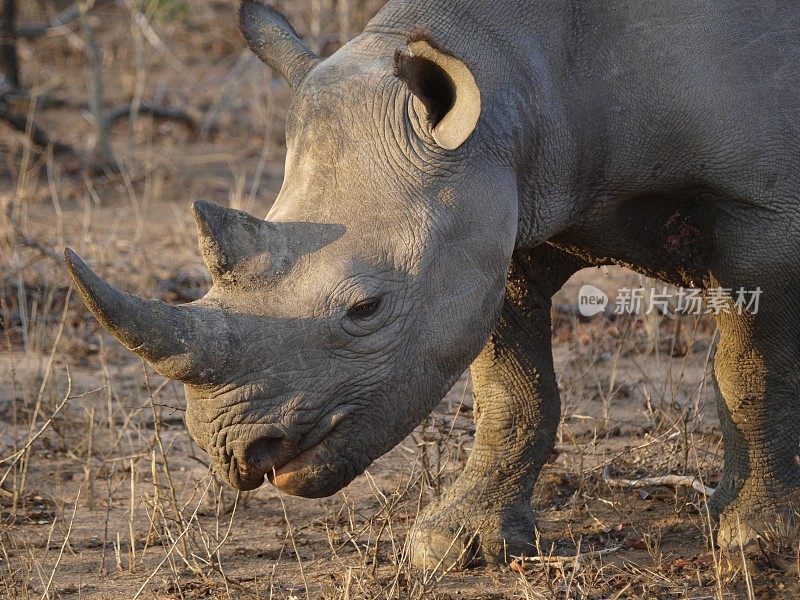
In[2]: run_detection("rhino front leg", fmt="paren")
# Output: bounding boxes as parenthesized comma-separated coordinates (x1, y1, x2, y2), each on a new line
(710, 302, 800, 550)
(408, 246, 585, 570)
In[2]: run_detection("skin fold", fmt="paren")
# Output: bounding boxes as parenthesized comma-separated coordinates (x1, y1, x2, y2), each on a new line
(65, 0, 800, 569)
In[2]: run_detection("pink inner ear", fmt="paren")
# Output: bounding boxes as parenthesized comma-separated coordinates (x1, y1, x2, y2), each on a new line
(403, 39, 482, 151)
(394, 51, 457, 128)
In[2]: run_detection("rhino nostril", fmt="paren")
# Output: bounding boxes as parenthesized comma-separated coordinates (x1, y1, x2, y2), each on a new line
(241, 435, 285, 477)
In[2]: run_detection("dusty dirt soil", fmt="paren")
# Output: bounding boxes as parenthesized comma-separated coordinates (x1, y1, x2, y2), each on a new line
(2, 2, 799, 598)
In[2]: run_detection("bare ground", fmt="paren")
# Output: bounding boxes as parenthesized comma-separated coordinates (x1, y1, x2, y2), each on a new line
(2, 2, 799, 598)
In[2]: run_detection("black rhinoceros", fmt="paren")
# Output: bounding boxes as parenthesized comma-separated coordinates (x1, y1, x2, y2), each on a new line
(65, 0, 800, 568)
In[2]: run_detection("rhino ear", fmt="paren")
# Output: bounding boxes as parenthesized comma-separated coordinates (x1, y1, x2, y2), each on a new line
(193, 201, 289, 286)
(239, 1, 320, 91)
(394, 32, 481, 150)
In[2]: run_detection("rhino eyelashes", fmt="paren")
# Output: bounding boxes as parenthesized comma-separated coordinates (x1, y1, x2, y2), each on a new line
(347, 297, 383, 321)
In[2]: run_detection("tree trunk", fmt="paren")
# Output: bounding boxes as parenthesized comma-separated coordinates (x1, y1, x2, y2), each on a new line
(78, 0, 115, 170)
(0, 0, 19, 89)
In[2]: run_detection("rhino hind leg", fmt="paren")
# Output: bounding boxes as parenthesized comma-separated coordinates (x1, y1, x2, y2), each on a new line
(710, 301, 800, 552)
(408, 246, 587, 570)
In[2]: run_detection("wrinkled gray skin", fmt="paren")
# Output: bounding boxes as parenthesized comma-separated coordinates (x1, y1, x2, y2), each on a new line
(66, 0, 800, 569)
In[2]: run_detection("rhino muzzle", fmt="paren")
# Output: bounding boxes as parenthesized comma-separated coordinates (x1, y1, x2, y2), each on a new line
(232, 434, 293, 491)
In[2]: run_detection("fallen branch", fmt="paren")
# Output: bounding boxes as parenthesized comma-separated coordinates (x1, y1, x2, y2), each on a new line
(102, 102, 197, 132)
(0, 99, 74, 152)
(16, 230, 64, 261)
(517, 544, 623, 567)
(17, 7, 78, 38)
(2, 90, 78, 111)
(0, 99, 50, 144)
(16, 1, 112, 39)
(603, 465, 716, 497)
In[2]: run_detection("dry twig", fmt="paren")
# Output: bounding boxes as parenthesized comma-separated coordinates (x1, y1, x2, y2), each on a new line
(602, 465, 716, 497)
(517, 544, 623, 567)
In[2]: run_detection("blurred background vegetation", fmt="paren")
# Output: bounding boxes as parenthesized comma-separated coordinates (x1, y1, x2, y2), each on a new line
(1, 0, 387, 172)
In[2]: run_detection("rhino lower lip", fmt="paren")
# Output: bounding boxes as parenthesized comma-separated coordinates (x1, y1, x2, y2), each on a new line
(236, 440, 294, 482)
(267, 417, 347, 484)
(236, 406, 354, 487)
(264, 442, 318, 484)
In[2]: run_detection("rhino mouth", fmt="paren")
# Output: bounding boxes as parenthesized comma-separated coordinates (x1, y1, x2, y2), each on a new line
(266, 438, 331, 488)
(225, 405, 356, 493)
(231, 436, 295, 491)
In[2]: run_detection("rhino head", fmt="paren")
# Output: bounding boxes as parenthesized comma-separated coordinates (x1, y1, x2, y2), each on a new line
(65, 1, 519, 497)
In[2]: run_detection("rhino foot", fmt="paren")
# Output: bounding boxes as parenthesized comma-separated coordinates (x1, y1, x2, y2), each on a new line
(713, 486, 800, 554)
(407, 484, 536, 571)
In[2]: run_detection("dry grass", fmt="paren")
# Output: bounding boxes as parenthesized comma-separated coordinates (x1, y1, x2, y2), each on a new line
(1, 1, 799, 598)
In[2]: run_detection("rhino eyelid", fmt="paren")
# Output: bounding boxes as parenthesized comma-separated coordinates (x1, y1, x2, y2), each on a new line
(346, 297, 382, 320)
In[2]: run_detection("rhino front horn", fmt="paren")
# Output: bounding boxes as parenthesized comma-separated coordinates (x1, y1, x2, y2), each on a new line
(239, 0, 320, 91)
(64, 249, 222, 384)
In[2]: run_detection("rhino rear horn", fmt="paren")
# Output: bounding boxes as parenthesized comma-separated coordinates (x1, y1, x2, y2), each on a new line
(239, 1, 320, 90)
(64, 249, 222, 384)
(192, 201, 289, 285)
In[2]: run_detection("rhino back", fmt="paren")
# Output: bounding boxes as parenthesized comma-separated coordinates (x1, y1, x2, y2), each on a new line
(564, 1, 800, 203)
(366, 0, 800, 209)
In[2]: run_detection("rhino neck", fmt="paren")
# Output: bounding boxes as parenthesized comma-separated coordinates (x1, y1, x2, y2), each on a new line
(363, 0, 578, 251)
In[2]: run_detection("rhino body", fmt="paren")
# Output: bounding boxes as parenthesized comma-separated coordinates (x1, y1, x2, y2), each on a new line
(66, 0, 800, 567)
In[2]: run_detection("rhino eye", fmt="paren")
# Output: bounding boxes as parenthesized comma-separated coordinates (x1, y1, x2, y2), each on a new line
(347, 297, 381, 320)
